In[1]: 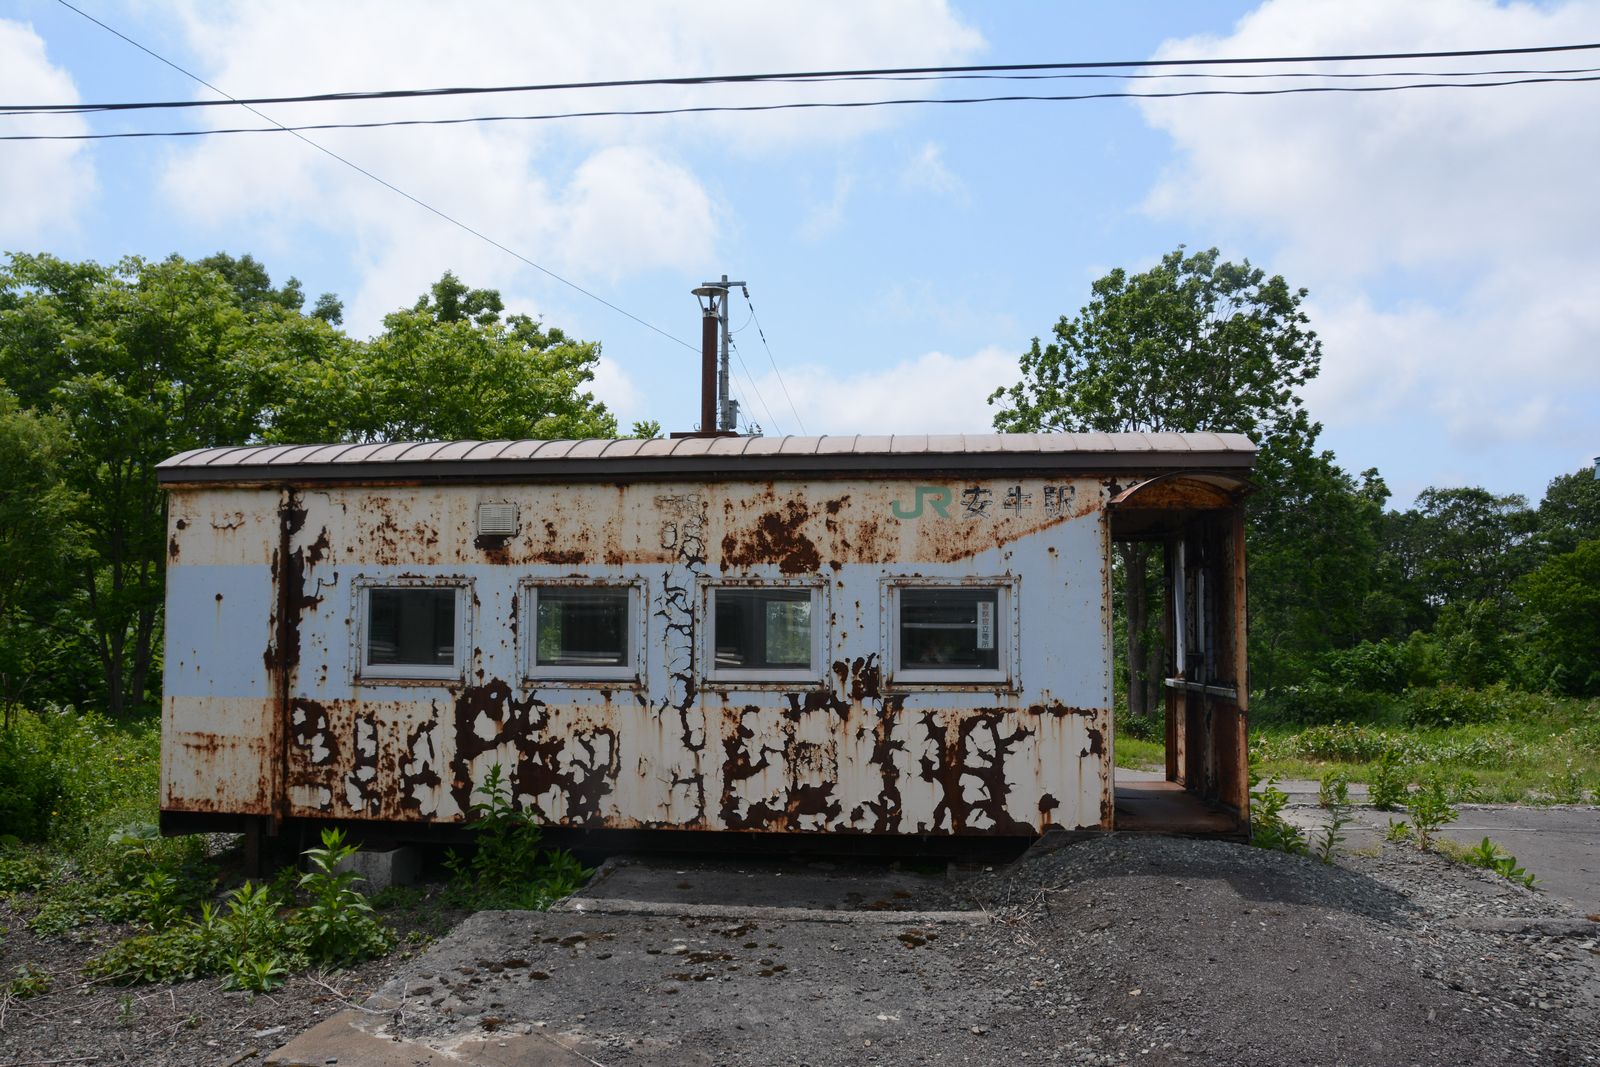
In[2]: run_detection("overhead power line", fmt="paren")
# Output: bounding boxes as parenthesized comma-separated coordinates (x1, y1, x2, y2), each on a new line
(741, 287, 805, 437)
(6, 40, 1600, 114)
(49, 0, 698, 355)
(727, 338, 780, 436)
(7, 70, 1598, 142)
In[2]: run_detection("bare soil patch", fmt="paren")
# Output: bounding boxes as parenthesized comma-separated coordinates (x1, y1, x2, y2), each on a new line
(0, 891, 465, 1066)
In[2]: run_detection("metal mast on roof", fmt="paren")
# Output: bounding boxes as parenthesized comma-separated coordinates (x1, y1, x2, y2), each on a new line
(690, 275, 744, 435)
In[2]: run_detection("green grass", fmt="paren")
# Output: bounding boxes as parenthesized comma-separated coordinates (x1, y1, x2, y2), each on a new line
(1248, 695, 1599, 803)
(1114, 736, 1165, 770)
(1111, 693, 1599, 804)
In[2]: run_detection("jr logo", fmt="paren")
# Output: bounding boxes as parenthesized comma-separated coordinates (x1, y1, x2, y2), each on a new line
(891, 486, 953, 519)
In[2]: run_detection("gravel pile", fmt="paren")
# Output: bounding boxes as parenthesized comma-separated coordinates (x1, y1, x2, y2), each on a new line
(939, 835, 1600, 1066)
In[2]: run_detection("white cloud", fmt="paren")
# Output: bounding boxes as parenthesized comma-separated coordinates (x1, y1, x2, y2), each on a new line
(1141, 0, 1600, 455)
(0, 19, 95, 244)
(588, 355, 645, 427)
(739, 346, 1018, 436)
(156, 1, 983, 334)
(900, 141, 965, 200)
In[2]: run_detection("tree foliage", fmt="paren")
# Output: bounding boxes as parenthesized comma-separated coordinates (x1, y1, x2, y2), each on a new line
(0, 252, 620, 715)
(989, 246, 1319, 449)
(0, 388, 82, 719)
(990, 246, 1362, 704)
(1516, 540, 1600, 695)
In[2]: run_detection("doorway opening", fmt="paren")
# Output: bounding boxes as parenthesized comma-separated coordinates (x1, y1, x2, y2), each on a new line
(1107, 473, 1252, 835)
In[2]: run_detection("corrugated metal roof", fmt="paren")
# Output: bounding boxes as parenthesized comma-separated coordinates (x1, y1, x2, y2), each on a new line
(157, 432, 1255, 486)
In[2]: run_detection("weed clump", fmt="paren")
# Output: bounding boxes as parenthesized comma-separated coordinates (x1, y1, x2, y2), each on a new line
(86, 828, 393, 992)
(444, 764, 589, 911)
(1248, 764, 1307, 856)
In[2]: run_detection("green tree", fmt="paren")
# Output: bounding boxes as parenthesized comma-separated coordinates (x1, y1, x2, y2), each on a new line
(1405, 487, 1536, 612)
(0, 388, 82, 721)
(310, 272, 617, 442)
(0, 253, 287, 714)
(1534, 465, 1600, 557)
(990, 246, 1353, 710)
(1516, 539, 1600, 695)
(0, 254, 618, 716)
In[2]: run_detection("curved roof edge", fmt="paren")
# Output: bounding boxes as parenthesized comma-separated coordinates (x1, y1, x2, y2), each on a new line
(157, 432, 1256, 486)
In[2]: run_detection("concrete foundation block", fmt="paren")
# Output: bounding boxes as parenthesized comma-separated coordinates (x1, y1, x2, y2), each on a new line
(334, 845, 420, 893)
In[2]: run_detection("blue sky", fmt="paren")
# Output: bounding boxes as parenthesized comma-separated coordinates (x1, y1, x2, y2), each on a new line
(3, 0, 1597, 508)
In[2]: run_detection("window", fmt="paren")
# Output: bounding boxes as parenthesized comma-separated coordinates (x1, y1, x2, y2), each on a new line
(885, 579, 1017, 687)
(525, 581, 643, 683)
(704, 584, 823, 684)
(356, 581, 470, 682)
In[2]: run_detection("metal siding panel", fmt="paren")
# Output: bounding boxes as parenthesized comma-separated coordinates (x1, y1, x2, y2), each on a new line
(162, 695, 274, 814)
(163, 564, 275, 698)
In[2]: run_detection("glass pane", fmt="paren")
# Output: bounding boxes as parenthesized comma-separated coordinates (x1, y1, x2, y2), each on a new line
(714, 588, 812, 671)
(367, 588, 456, 666)
(536, 587, 630, 667)
(899, 588, 1000, 671)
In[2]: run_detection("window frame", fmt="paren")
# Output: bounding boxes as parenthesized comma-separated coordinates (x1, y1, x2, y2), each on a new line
(352, 576, 474, 685)
(699, 577, 828, 689)
(520, 576, 646, 688)
(881, 576, 1021, 690)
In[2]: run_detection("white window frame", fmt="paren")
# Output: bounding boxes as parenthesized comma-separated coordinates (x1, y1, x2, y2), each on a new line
(699, 577, 828, 689)
(881, 576, 1021, 690)
(353, 576, 473, 684)
(521, 577, 646, 687)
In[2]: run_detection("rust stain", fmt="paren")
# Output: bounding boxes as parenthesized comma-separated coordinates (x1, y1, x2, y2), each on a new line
(917, 711, 1033, 835)
(450, 680, 622, 825)
(720, 499, 821, 575)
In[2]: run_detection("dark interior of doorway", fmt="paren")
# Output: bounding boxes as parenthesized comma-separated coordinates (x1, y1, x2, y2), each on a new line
(1107, 474, 1253, 836)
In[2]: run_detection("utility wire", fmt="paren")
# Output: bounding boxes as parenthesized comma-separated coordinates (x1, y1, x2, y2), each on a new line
(49, 0, 697, 354)
(7, 40, 1600, 113)
(741, 287, 805, 437)
(11, 63, 1600, 114)
(9, 65, 1600, 117)
(9, 71, 1598, 141)
(728, 338, 780, 437)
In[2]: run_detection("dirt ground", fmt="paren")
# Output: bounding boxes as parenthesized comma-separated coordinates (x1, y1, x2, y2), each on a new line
(5, 833, 1598, 1067)
(0, 891, 466, 1067)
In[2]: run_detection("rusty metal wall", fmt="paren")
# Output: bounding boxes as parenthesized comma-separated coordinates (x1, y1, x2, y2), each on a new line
(163, 476, 1115, 835)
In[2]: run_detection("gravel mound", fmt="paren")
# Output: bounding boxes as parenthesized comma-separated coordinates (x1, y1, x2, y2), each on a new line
(940, 834, 1600, 1066)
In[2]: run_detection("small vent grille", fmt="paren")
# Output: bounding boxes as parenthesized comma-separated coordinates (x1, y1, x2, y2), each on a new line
(477, 502, 518, 537)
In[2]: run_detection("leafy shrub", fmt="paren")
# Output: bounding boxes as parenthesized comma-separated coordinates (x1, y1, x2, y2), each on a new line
(1253, 722, 1524, 769)
(1256, 683, 1395, 726)
(1368, 751, 1410, 811)
(1317, 768, 1351, 809)
(445, 764, 590, 911)
(1545, 761, 1589, 805)
(1313, 640, 1419, 695)
(1460, 837, 1537, 888)
(1253, 722, 1414, 764)
(1401, 685, 1504, 728)
(1248, 765, 1307, 856)
(1403, 772, 1458, 850)
(87, 828, 391, 988)
(1115, 710, 1163, 744)
(294, 828, 392, 964)
(1313, 770, 1355, 864)
(4, 962, 51, 998)
(0, 707, 160, 848)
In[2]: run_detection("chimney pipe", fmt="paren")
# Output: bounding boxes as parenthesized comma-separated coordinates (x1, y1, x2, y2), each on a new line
(700, 302, 718, 434)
